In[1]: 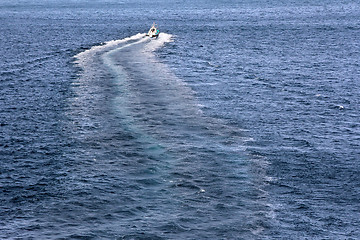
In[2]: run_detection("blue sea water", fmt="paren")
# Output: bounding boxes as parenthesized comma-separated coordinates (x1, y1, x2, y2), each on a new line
(1, 0, 360, 239)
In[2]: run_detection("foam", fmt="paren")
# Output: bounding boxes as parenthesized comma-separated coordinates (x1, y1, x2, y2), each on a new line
(143, 33, 174, 53)
(73, 32, 173, 67)
(73, 33, 146, 66)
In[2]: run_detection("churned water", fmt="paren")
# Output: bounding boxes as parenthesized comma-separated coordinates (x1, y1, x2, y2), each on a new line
(1, 0, 359, 239)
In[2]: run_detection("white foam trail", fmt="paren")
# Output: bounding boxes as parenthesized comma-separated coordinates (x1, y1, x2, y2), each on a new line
(73, 33, 146, 66)
(73, 32, 173, 67)
(143, 33, 173, 53)
(104, 36, 149, 59)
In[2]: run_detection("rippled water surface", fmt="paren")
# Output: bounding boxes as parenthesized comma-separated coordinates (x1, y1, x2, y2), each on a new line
(1, 0, 359, 239)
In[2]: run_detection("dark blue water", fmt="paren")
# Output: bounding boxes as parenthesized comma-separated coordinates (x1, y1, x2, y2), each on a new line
(1, 0, 359, 239)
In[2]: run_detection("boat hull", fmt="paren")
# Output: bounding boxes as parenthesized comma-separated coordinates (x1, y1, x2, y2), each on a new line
(147, 33, 159, 38)
(146, 23, 160, 38)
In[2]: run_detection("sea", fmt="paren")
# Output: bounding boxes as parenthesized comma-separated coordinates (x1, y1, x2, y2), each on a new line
(1, 0, 359, 239)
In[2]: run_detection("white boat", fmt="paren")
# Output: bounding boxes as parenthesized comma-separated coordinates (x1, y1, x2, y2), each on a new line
(146, 23, 160, 38)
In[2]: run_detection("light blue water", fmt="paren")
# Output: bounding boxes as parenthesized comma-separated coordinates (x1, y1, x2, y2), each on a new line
(1, 0, 359, 239)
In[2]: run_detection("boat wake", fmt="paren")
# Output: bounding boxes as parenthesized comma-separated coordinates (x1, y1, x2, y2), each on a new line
(70, 32, 273, 238)
(73, 32, 206, 152)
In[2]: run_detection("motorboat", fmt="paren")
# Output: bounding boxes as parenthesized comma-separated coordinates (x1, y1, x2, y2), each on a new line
(146, 23, 160, 38)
